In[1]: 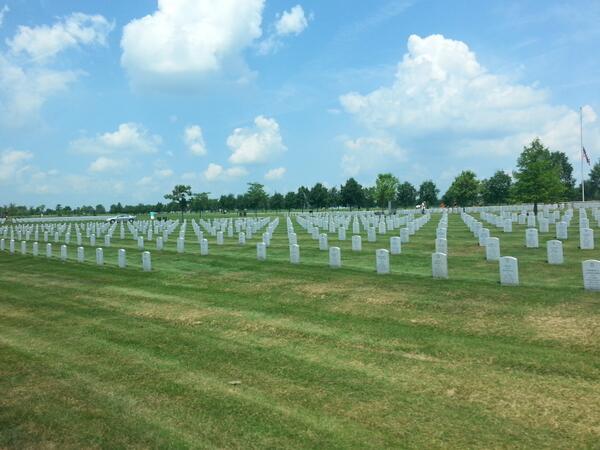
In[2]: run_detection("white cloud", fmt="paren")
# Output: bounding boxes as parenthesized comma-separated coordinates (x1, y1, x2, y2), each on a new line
(0, 149, 33, 182)
(264, 167, 286, 180)
(184, 125, 207, 156)
(71, 123, 162, 155)
(155, 168, 173, 178)
(8, 13, 114, 62)
(227, 115, 286, 164)
(0, 5, 9, 28)
(203, 162, 248, 181)
(340, 34, 600, 163)
(0, 54, 78, 127)
(258, 4, 310, 54)
(275, 5, 308, 36)
(340, 136, 406, 176)
(121, 0, 264, 87)
(88, 156, 123, 173)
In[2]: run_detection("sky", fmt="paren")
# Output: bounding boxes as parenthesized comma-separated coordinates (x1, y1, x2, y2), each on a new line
(1, 0, 599, 207)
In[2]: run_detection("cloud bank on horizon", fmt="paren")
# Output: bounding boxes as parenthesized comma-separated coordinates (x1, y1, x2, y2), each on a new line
(0, 0, 599, 205)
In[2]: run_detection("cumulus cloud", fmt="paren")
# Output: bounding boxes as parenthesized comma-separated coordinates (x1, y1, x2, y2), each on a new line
(8, 13, 114, 62)
(70, 123, 162, 155)
(340, 34, 600, 162)
(340, 136, 407, 176)
(0, 5, 9, 28)
(121, 0, 264, 87)
(258, 4, 310, 54)
(264, 167, 286, 180)
(184, 125, 207, 156)
(203, 163, 248, 181)
(227, 115, 286, 164)
(0, 12, 112, 128)
(0, 149, 33, 182)
(88, 156, 123, 173)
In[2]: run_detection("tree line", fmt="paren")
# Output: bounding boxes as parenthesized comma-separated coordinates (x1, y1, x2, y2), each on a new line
(2, 139, 599, 218)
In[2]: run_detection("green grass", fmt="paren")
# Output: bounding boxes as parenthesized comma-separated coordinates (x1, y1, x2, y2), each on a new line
(1, 212, 599, 449)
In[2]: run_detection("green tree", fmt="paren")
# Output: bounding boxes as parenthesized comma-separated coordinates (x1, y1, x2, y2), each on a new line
(164, 185, 193, 220)
(297, 186, 310, 210)
(442, 170, 480, 206)
(481, 171, 512, 205)
(418, 180, 439, 206)
(550, 151, 577, 199)
(396, 182, 417, 207)
(512, 138, 565, 214)
(374, 173, 399, 211)
(245, 182, 268, 212)
(583, 160, 600, 200)
(362, 186, 376, 209)
(270, 192, 285, 211)
(190, 192, 210, 213)
(309, 182, 329, 210)
(328, 187, 341, 208)
(284, 191, 298, 210)
(218, 194, 236, 211)
(95, 204, 106, 215)
(340, 177, 364, 210)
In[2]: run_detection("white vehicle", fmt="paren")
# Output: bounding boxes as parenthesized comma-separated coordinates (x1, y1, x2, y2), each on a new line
(106, 214, 136, 224)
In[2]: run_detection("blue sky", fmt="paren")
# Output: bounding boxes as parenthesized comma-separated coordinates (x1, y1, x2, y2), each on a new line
(1, 0, 599, 206)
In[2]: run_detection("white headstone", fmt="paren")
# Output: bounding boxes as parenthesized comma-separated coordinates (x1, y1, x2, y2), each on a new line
(200, 238, 209, 256)
(46, 243, 52, 258)
(580, 228, 594, 250)
(288, 232, 297, 245)
(556, 222, 568, 240)
(90, 234, 96, 246)
(238, 232, 246, 245)
(77, 246, 84, 263)
(478, 228, 490, 247)
(432, 252, 448, 279)
(137, 236, 144, 250)
(177, 237, 185, 253)
(289, 244, 300, 264)
(256, 242, 267, 261)
(8, 239, 14, 254)
(352, 235, 362, 252)
(375, 249, 390, 274)
(485, 237, 500, 261)
(400, 228, 409, 243)
(32, 241, 39, 256)
(503, 219, 512, 233)
(142, 251, 151, 272)
(104, 235, 111, 247)
(546, 240, 564, 264)
(539, 219, 549, 233)
(329, 246, 341, 268)
(319, 233, 328, 251)
(60, 244, 67, 261)
(436, 228, 447, 239)
(338, 226, 346, 241)
(367, 227, 376, 242)
(499, 256, 519, 286)
(156, 236, 163, 250)
(217, 231, 224, 245)
(95, 248, 104, 266)
(118, 249, 127, 268)
(525, 228, 539, 248)
(582, 260, 600, 291)
(390, 236, 401, 255)
(435, 238, 448, 255)
(0, 238, 4, 251)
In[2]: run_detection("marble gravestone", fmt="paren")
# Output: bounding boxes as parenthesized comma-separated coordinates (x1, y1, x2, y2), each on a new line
(499, 256, 519, 286)
(582, 260, 600, 291)
(376, 249, 390, 274)
(432, 252, 448, 279)
(546, 240, 564, 264)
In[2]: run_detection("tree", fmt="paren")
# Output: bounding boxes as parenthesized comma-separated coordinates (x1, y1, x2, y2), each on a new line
(190, 192, 210, 213)
(512, 138, 565, 214)
(550, 151, 577, 199)
(481, 171, 512, 205)
(396, 182, 417, 207)
(309, 182, 329, 210)
(245, 182, 268, 211)
(284, 191, 298, 210)
(374, 173, 399, 211)
(328, 187, 341, 208)
(270, 192, 285, 211)
(583, 160, 600, 200)
(95, 204, 106, 214)
(297, 186, 310, 210)
(362, 186, 376, 209)
(442, 170, 480, 206)
(164, 185, 192, 220)
(218, 194, 236, 211)
(418, 180, 439, 206)
(340, 177, 364, 210)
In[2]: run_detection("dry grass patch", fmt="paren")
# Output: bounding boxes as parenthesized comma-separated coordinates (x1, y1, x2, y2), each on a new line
(526, 305, 600, 348)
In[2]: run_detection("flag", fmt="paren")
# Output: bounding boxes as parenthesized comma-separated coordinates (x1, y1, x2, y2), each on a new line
(583, 146, 591, 165)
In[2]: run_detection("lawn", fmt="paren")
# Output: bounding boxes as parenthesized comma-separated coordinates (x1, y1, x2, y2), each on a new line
(1, 212, 599, 448)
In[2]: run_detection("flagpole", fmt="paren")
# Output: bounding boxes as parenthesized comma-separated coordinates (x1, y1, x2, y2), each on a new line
(581, 106, 585, 203)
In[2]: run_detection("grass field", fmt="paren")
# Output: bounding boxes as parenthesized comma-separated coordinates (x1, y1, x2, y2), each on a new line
(1, 212, 599, 448)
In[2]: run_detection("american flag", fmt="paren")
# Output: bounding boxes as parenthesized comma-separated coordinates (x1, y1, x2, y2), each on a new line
(583, 146, 591, 165)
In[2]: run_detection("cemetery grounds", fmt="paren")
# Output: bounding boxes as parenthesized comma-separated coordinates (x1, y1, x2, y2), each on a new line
(1, 210, 599, 449)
